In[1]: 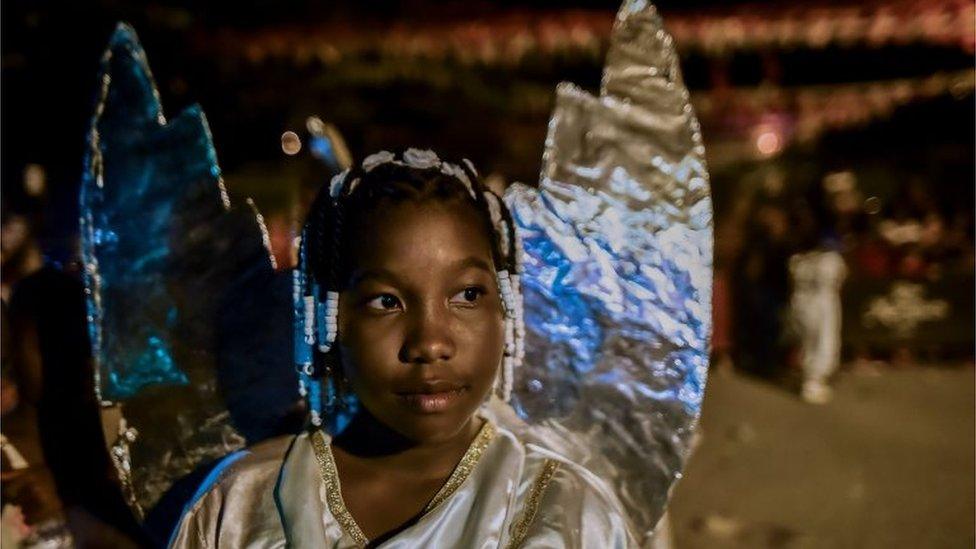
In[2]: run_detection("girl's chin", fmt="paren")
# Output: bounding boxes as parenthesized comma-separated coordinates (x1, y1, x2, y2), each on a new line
(384, 409, 481, 444)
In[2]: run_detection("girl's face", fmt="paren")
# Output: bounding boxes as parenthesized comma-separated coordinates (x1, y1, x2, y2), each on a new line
(338, 199, 505, 443)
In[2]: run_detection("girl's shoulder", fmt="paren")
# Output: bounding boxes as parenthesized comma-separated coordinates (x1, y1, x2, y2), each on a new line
(500, 430, 638, 546)
(169, 434, 295, 548)
(520, 442, 625, 512)
(198, 433, 295, 501)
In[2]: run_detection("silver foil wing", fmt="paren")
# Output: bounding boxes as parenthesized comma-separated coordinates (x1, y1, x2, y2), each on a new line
(498, 0, 712, 542)
(80, 23, 297, 521)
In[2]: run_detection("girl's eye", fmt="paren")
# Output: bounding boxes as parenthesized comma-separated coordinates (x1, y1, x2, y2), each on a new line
(366, 294, 402, 311)
(450, 287, 485, 306)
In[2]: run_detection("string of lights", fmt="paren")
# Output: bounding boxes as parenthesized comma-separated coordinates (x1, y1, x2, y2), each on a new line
(205, 1, 974, 67)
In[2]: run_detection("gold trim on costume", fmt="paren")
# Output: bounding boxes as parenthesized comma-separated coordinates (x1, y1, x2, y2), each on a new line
(310, 420, 496, 546)
(310, 430, 370, 546)
(423, 421, 496, 513)
(506, 459, 560, 548)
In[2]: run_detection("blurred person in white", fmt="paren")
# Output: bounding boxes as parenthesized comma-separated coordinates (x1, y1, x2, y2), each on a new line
(789, 192, 847, 404)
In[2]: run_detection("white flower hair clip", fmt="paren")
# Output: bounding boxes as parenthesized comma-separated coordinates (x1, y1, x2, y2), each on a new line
(401, 148, 441, 170)
(440, 162, 476, 199)
(361, 150, 395, 172)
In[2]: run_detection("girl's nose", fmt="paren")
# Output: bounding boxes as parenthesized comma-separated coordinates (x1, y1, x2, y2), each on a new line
(399, 306, 456, 364)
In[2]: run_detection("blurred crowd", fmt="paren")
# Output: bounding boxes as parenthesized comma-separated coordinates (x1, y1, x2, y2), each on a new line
(713, 166, 974, 393)
(1, 198, 145, 547)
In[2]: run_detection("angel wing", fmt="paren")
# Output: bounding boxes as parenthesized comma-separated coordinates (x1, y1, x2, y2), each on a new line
(495, 0, 712, 541)
(79, 23, 299, 530)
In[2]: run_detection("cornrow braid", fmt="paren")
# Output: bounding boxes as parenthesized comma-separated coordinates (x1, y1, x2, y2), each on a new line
(457, 159, 510, 271)
(484, 190, 518, 272)
(470, 183, 509, 274)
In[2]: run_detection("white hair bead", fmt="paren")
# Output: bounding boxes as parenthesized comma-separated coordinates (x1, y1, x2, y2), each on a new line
(501, 356, 513, 401)
(303, 295, 316, 344)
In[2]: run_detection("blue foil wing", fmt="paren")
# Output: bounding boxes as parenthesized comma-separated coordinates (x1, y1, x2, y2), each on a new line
(496, 1, 712, 541)
(80, 23, 297, 518)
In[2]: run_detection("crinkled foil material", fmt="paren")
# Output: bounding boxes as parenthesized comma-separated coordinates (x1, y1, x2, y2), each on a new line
(81, 24, 296, 514)
(497, 0, 712, 542)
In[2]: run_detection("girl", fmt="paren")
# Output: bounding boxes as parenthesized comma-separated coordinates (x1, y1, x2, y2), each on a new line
(171, 150, 634, 547)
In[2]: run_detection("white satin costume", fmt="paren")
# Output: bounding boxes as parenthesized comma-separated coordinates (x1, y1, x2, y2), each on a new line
(171, 419, 635, 548)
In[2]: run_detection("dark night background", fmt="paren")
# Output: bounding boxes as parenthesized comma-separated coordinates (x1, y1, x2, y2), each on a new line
(3, 1, 973, 252)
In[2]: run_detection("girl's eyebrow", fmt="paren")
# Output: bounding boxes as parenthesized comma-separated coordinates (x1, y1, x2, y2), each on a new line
(349, 267, 400, 287)
(453, 256, 494, 274)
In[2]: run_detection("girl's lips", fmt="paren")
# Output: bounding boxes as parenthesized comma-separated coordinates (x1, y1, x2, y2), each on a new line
(396, 387, 468, 413)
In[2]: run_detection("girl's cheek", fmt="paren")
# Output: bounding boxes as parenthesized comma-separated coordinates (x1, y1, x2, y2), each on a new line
(342, 323, 402, 374)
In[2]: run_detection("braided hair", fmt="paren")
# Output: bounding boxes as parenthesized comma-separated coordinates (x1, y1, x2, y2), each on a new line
(294, 149, 524, 426)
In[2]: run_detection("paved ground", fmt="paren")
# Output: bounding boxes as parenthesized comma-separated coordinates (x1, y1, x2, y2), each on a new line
(667, 365, 975, 549)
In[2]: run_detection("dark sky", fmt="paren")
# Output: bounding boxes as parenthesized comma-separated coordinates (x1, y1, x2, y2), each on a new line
(1, 1, 972, 252)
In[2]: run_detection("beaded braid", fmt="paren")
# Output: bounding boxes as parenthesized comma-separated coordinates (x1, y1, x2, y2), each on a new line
(501, 196, 526, 386)
(295, 170, 349, 426)
(321, 179, 342, 354)
(481, 190, 523, 401)
(294, 149, 525, 426)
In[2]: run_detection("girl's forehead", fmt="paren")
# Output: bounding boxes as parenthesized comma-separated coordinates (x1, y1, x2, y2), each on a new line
(348, 200, 496, 273)
(359, 198, 488, 236)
